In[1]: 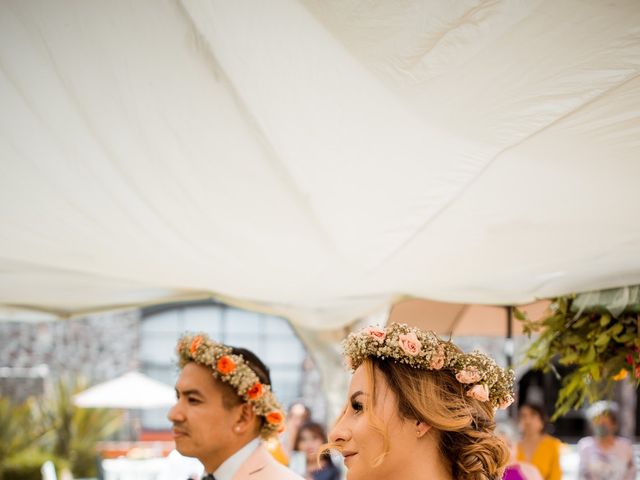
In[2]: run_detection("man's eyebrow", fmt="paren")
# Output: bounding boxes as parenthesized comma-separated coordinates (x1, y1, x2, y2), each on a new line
(175, 388, 204, 397)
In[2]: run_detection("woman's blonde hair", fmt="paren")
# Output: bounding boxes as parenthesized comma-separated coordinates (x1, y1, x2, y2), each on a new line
(359, 356, 509, 480)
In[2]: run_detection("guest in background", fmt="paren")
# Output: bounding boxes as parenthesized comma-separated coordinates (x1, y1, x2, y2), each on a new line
(578, 401, 636, 480)
(282, 401, 312, 456)
(516, 403, 562, 480)
(293, 422, 340, 480)
(496, 423, 542, 480)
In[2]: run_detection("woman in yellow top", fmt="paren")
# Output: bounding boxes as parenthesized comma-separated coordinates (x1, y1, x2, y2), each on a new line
(516, 403, 562, 480)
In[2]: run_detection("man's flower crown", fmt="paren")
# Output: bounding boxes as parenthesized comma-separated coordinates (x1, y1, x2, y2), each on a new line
(343, 323, 515, 409)
(176, 333, 285, 439)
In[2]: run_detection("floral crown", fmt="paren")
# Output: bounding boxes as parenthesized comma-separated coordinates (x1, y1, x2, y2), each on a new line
(176, 333, 285, 439)
(343, 323, 515, 410)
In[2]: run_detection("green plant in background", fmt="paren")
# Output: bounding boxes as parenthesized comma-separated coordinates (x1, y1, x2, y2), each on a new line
(0, 396, 40, 480)
(34, 377, 122, 478)
(0, 396, 36, 464)
(1, 449, 68, 480)
(518, 285, 640, 419)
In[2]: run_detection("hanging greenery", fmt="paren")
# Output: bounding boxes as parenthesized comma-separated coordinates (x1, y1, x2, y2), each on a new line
(517, 285, 640, 419)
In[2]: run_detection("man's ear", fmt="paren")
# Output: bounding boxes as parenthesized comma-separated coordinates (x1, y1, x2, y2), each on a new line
(233, 402, 258, 435)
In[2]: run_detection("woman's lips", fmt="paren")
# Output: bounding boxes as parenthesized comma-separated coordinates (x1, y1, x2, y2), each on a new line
(342, 451, 358, 464)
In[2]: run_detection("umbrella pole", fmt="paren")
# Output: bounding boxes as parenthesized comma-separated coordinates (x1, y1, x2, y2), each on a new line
(506, 305, 513, 367)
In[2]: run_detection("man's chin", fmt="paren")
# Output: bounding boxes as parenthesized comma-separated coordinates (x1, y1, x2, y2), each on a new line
(174, 440, 195, 457)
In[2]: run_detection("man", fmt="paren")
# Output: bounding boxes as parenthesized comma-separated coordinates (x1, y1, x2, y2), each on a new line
(168, 333, 304, 480)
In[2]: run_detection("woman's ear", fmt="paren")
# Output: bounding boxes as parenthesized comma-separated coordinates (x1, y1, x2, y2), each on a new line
(416, 420, 431, 438)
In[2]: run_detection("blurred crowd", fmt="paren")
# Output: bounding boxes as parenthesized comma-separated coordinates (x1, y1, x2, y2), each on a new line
(498, 401, 636, 480)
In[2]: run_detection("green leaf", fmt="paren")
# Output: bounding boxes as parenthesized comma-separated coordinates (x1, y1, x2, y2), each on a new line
(514, 308, 527, 321)
(595, 332, 610, 346)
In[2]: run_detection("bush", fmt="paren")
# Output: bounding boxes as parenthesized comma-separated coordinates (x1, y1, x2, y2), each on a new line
(0, 449, 68, 480)
(34, 377, 121, 477)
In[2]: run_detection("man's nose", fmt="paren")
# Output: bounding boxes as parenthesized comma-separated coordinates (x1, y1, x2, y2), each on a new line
(167, 401, 183, 423)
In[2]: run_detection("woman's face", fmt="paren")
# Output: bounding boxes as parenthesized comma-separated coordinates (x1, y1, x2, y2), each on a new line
(297, 429, 324, 463)
(328, 365, 421, 480)
(592, 413, 616, 438)
(518, 406, 544, 436)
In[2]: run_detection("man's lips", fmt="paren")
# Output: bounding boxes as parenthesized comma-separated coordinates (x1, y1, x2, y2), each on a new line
(172, 428, 188, 439)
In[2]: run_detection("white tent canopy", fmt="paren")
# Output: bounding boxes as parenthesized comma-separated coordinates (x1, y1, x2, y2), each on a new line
(73, 371, 176, 409)
(1, 0, 639, 329)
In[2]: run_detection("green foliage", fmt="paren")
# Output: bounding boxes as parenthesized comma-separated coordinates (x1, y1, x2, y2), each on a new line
(518, 295, 640, 419)
(34, 377, 122, 477)
(1, 377, 122, 479)
(0, 396, 37, 464)
(0, 449, 68, 480)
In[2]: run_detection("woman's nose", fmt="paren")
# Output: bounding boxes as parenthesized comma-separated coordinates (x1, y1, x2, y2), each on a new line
(328, 413, 349, 443)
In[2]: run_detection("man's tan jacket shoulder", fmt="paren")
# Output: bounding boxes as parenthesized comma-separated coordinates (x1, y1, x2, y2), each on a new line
(232, 444, 305, 480)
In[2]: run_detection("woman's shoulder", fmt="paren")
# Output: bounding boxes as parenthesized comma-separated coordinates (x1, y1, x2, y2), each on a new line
(518, 461, 544, 480)
(577, 436, 596, 450)
(613, 436, 633, 451)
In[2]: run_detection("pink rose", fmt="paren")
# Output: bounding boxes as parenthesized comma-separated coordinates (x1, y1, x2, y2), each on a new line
(498, 395, 514, 410)
(398, 332, 422, 356)
(466, 384, 490, 402)
(365, 327, 386, 343)
(429, 345, 445, 370)
(456, 367, 482, 384)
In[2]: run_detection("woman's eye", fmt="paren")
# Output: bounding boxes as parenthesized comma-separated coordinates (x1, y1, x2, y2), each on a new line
(351, 400, 363, 413)
(188, 397, 201, 404)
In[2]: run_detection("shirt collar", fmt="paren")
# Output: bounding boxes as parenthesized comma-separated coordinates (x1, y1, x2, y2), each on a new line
(213, 438, 261, 480)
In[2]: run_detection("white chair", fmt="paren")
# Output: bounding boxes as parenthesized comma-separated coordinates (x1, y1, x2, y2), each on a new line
(41, 460, 57, 480)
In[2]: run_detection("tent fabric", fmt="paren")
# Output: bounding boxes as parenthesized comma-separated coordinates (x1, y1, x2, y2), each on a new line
(73, 371, 176, 409)
(1, 1, 639, 328)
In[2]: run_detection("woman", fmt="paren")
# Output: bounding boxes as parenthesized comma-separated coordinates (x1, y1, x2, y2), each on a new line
(516, 403, 562, 480)
(294, 422, 341, 480)
(577, 401, 636, 480)
(328, 323, 514, 480)
(495, 423, 543, 480)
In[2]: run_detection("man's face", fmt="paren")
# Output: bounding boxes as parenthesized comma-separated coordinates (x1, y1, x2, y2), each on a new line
(168, 362, 238, 464)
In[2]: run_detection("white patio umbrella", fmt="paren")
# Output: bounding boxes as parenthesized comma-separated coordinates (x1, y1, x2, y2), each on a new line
(73, 371, 175, 409)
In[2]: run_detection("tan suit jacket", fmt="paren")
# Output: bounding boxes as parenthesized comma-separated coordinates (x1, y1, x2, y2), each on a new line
(232, 444, 305, 480)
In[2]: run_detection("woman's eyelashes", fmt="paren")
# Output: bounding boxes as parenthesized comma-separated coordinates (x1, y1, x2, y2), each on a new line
(351, 399, 363, 413)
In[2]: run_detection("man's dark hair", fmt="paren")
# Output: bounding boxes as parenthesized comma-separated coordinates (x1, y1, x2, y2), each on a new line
(231, 346, 272, 386)
(218, 346, 272, 411)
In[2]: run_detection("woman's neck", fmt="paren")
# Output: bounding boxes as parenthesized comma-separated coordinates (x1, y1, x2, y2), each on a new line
(522, 431, 543, 442)
(396, 452, 452, 480)
(596, 436, 615, 449)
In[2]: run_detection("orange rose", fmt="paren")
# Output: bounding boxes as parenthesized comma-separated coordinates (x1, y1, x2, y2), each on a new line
(217, 356, 236, 375)
(266, 411, 284, 425)
(247, 382, 263, 400)
(190, 336, 203, 355)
